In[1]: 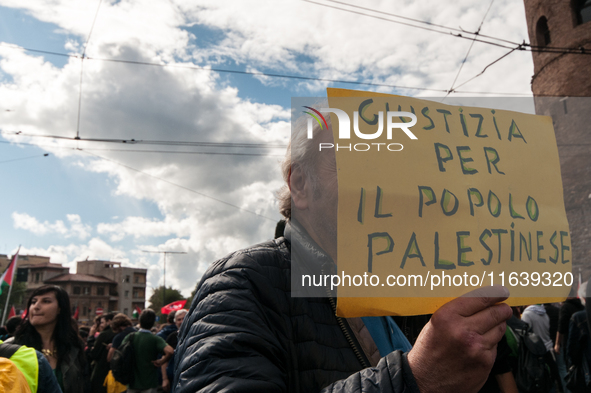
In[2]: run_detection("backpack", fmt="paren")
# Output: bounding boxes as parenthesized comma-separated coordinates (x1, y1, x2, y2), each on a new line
(509, 325, 552, 393)
(110, 332, 136, 385)
(0, 343, 32, 393)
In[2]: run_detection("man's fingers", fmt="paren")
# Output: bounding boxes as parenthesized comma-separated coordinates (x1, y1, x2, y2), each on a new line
(479, 320, 507, 351)
(467, 302, 512, 335)
(445, 286, 510, 317)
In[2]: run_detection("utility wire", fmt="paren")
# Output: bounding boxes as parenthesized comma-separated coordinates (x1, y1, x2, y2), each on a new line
(76, 58, 85, 139)
(82, 148, 283, 157)
(0, 139, 282, 157)
(0, 42, 79, 58)
(83, 0, 103, 58)
(0, 42, 543, 95)
(76, 0, 103, 140)
(302, 0, 513, 50)
(86, 55, 449, 92)
(443, 0, 495, 100)
(303, 0, 590, 55)
(451, 48, 516, 92)
(0, 131, 287, 148)
(322, 0, 521, 47)
(0, 153, 49, 164)
(0, 44, 449, 93)
(78, 149, 277, 222)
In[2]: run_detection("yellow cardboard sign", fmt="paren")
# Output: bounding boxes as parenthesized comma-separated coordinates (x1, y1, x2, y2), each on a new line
(326, 88, 571, 317)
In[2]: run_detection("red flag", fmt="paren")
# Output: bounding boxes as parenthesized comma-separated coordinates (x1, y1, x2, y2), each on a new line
(161, 300, 187, 315)
(7, 306, 15, 319)
(73, 306, 79, 320)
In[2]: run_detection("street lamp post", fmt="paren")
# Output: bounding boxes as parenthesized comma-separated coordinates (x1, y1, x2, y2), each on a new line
(141, 250, 187, 311)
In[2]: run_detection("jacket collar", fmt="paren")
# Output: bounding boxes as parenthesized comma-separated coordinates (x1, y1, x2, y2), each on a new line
(286, 220, 337, 297)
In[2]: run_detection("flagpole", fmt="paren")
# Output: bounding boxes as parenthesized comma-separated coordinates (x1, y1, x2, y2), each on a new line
(1, 248, 20, 326)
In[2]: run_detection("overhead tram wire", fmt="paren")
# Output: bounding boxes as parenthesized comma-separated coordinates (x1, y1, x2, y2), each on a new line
(302, 0, 591, 56)
(450, 48, 517, 92)
(84, 56, 449, 93)
(76, 0, 103, 140)
(0, 140, 282, 157)
(0, 153, 49, 165)
(0, 42, 549, 95)
(81, 148, 284, 157)
(443, 0, 496, 100)
(0, 131, 287, 148)
(322, 0, 521, 47)
(78, 149, 277, 222)
(0, 43, 532, 95)
(302, 0, 513, 51)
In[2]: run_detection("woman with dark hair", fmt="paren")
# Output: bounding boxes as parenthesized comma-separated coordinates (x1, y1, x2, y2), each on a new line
(14, 284, 89, 393)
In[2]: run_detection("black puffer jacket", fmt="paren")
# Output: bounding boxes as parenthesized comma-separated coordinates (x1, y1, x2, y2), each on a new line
(173, 222, 420, 392)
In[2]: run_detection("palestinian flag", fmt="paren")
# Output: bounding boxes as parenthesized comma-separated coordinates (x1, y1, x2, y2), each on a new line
(132, 305, 142, 319)
(0, 249, 19, 296)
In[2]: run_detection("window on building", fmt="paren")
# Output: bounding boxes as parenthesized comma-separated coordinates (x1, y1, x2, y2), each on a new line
(83, 287, 90, 295)
(35, 273, 40, 283)
(73, 286, 81, 295)
(125, 275, 130, 283)
(83, 307, 87, 316)
(574, 0, 591, 24)
(124, 308, 128, 315)
(536, 17, 551, 47)
(133, 289, 139, 299)
(97, 287, 105, 296)
(125, 290, 129, 298)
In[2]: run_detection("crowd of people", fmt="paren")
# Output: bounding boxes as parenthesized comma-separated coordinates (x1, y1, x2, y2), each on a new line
(0, 285, 186, 393)
(2, 122, 590, 393)
(4, 282, 590, 392)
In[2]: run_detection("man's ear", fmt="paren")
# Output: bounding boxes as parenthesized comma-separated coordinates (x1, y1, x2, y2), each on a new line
(288, 165, 309, 211)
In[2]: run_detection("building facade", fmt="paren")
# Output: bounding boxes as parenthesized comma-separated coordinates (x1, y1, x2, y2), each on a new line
(44, 273, 118, 321)
(0, 254, 51, 273)
(20, 261, 69, 308)
(76, 260, 147, 318)
(2, 255, 147, 322)
(523, 0, 591, 283)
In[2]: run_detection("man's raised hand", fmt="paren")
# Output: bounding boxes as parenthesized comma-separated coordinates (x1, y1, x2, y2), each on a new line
(407, 286, 512, 393)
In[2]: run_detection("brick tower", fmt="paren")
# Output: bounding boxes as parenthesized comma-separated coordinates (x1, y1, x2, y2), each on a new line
(523, 0, 591, 282)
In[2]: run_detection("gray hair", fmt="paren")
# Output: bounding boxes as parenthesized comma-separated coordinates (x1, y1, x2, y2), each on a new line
(277, 112, 332, 219)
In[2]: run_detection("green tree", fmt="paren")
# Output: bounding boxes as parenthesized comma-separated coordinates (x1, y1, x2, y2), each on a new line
(148, 285, 185, 322)
(0, 281, 28, 319)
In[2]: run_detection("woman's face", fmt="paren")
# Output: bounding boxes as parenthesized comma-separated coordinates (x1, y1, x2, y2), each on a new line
(29, 291, 60, 328)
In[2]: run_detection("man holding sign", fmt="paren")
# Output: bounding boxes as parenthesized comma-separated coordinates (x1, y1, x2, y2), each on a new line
(172, 92, 525, 392)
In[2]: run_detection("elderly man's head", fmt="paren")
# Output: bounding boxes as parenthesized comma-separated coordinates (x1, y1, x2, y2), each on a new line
(175, 309, 188, 329)
(279, 114, 338, 260)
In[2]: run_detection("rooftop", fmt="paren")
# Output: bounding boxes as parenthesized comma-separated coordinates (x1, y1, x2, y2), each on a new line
(45, 273, 116, 284)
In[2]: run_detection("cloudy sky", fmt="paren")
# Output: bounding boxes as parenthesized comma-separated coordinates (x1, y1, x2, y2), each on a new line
(0, 0, 536, 299)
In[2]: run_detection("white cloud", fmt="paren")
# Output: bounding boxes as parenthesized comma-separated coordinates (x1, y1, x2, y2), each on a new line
(176, 0, 533, 95)
(97, 216, 193, 241)
(12, 212, 91, 239)
(19, 238, 128, 272)
(0, 0, 537, 296)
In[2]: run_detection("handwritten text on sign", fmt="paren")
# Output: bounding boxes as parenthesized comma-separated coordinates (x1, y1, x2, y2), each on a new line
(325, 89, 570, 316)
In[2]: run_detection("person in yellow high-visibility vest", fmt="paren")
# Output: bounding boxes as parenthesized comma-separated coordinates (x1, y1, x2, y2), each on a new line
(0, 341, 62, 393)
